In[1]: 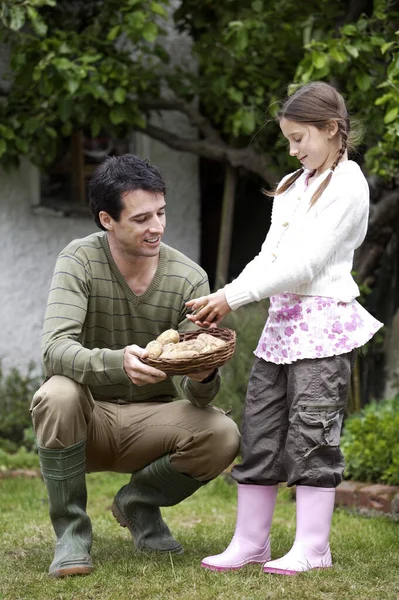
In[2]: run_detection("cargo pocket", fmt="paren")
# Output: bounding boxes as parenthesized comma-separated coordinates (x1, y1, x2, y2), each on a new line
(297, 402, 343, 458)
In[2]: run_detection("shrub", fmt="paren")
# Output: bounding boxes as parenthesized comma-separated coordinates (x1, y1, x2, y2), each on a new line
(0, 446, 40, 470)
(0, 361, 41, 452)
(341, 396, 399, 485)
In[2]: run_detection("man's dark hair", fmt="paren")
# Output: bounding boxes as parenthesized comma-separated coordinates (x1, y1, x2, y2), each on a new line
(88, 154, 167, 230)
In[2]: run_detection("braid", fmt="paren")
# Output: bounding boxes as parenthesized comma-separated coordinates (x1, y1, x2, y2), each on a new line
(331, 121, 347, 171)
(309, 118, 348, 207)
(263, 168, 304, 198)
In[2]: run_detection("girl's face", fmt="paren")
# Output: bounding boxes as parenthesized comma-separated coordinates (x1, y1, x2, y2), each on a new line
(280, 118, 340, 175)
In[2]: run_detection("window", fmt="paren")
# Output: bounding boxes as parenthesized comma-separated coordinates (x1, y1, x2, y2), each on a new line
(40, 131, 133, 214)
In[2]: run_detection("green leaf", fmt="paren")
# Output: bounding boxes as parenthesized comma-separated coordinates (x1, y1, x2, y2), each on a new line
(355, 73, 372, 92)
(24, 118, 41, 134)
(311, 52, 327, 69)
(107, 26, 120, 42)
(241, 110, 256, 134)
(110, 106, 127, 125)
(32, 17, 48, 37)
(251, 0, 263, 13)
(0, 139, 7, 157)
(27, 7, 47, 36)
(16, 138, 29, 153)
(375, 93, 393, 106)
(236, 28, 248, 53)
(66, 78, 80, 94)
(150, 2, 167, 17)
(381, 41, 395, 54)
(370, 36, 386, 47)
(345, 44, 359, 58)
(330, 48, 348, 63)
(45, 126, 57, 138)
(0, 126, 14, 141)
(142, 22, 158, 42)
(384, 107, 398, 124)
(314, 64, 330, 79)
(341, 24, 357, 36)
(113, 87, 126, 103)
(53, 57, 75, 71)
(80, 54, 103, 64)
(227, 88, 244, 104)
(9, 6, 25, 31)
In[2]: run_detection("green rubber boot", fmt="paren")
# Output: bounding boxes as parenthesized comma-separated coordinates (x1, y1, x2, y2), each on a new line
(112, 455, 205, 554)
(38, 440, 93, 577)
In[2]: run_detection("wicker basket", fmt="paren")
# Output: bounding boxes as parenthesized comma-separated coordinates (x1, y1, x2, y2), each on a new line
(142, 327, 236, 375)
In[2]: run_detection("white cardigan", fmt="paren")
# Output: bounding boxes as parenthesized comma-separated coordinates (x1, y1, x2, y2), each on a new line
(224, 160, 369, 310)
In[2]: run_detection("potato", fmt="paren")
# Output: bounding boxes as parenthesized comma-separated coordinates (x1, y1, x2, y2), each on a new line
(197, 333, 226, 348)
(192, 337, 208, 351)
(156, 329, 180, 345)
(161, 349, 199, 359)
(145, 340, 163, 359)
(160, 341, 196, 355)
(161, 343, 176, 353)
(199, 344, 216, 354)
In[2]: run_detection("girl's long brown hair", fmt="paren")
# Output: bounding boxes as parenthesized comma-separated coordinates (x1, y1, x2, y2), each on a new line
(266, 82, 358, 206)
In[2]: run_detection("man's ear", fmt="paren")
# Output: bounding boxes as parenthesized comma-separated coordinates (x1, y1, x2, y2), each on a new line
(99, 211, 113, 231)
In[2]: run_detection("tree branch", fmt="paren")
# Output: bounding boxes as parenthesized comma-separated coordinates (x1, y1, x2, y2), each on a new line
(139, 96, 225, 146)
(135, 121, 277, 182)
(354, 188, 399, 284)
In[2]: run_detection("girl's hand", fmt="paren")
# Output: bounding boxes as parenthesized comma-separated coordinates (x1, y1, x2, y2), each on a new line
(186, 290, 231, 327)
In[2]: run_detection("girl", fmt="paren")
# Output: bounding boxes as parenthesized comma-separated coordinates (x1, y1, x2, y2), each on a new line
(186, 81, 383, 576)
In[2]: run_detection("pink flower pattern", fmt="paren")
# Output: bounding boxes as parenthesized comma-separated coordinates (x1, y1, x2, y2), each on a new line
(255, 293, 383, 364)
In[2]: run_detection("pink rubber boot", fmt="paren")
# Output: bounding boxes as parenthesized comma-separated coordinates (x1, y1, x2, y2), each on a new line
(201, 484, 278, 571)
(263, 486, 335, 576)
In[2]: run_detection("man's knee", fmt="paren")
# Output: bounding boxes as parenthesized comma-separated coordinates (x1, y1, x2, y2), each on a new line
(31, 376, 92, 448)
(202, 411, 240, 476)
(214, 413, 240, 457)
(31, 376, 84, 418)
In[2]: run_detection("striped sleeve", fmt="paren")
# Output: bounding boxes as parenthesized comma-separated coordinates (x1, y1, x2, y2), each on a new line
(42, 253, 130, 386)
(178, 274, 211, 334)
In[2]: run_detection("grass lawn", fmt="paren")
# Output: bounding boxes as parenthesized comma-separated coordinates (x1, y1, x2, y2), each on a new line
(1, 473, 398, 600)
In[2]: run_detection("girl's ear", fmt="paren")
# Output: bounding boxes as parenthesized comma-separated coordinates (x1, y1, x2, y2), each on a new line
(327, 120, 339, 139)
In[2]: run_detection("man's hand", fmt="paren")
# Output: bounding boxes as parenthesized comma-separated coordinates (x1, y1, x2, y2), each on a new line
(124, 344, 167, 386)
(187, 369, 216, 383)
(186, 289, 231, 327)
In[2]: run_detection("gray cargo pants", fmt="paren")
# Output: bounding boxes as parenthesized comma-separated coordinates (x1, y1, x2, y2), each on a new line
(232, 352, 355, 488)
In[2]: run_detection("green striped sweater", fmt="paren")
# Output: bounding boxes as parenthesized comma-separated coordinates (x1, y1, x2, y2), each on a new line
(42, 231, 220, 406)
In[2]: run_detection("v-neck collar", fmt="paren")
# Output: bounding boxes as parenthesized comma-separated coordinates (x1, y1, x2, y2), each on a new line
(100, 233, 167, 305)
(300, 167, 331, 194)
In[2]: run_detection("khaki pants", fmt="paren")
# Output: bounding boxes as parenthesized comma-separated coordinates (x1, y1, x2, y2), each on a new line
(232, 352, 355, 488)
(31, 376, 240, 482)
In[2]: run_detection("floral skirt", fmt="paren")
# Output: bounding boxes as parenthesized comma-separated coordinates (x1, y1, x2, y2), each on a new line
(255, 293, 383, 365)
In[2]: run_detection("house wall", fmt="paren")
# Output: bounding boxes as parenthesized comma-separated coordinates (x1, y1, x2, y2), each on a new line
(0, 136, 199, 375)
(0, 0, 200, 375)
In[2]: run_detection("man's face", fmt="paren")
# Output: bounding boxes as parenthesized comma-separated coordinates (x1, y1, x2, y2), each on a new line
(101, 189, 166, 258)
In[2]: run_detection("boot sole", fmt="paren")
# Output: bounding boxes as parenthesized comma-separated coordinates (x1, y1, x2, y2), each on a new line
(264, 565, 333, 576)
(51, 565, 93, 578)
(111, 500, 184, 554)
(202, 559, 267, 571)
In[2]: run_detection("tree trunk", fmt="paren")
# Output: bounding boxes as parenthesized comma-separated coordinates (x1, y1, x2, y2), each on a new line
(214, 164, 237, 289)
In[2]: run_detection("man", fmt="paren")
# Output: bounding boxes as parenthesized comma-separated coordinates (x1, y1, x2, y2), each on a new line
(31, 154, 240, 577)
